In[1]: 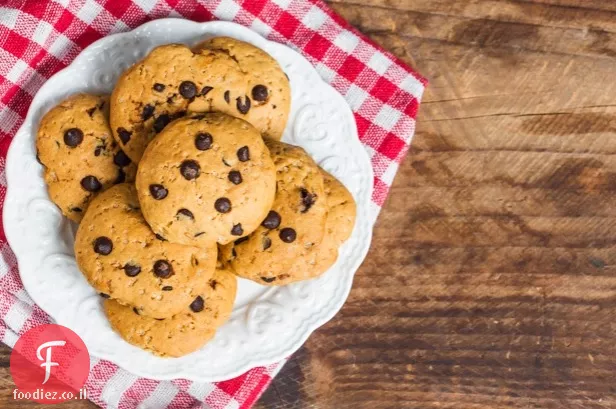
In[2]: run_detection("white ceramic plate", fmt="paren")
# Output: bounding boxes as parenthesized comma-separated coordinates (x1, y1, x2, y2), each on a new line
(3, 19, 373, 382)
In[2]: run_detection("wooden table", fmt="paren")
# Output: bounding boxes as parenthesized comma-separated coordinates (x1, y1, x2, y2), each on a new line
(3, 0, 616, 407)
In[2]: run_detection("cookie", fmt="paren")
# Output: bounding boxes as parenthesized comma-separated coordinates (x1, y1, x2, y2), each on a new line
(220, 140, 328, 285)
(295, 169, 357, 276)
(193, 36, 290, 140)
(36, 94, 136, 222)
(136, 113, 276, 246)
(104, 261, 237, 357)
(110, 44, 248, 163)
(74, 183, 217, 319)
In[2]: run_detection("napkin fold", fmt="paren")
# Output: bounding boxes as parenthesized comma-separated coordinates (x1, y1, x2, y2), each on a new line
(0, 0, 426, 407)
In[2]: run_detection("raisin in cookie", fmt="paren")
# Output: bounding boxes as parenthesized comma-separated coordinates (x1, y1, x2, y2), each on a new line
(36, 94, 136, 222)
(220, 140, 328, 285)
(136, 113, 276, 246)
(75, 183, 217, 319)
(110, 44, 247, 163)
(104, 261, 237, 357)
(193, 36, 290, 140)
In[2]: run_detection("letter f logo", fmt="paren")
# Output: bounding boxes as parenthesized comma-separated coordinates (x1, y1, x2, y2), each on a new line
(36, 341, 66, 384)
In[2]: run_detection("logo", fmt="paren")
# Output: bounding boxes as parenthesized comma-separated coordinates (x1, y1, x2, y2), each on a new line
(10, 324, 89, 404)
(37, 340, 66, 384)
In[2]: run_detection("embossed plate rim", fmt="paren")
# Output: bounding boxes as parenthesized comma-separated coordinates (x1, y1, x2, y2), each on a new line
(3, 19, 374, 382)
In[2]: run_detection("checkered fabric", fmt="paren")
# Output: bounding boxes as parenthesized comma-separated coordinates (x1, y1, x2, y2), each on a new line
(0, 0, 426, 408)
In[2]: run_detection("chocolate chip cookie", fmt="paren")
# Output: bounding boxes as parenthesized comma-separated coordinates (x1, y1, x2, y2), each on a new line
(36, 94, 136, 222)
(136, 113, 276, 246)
(75, 183, 217, 319)
(110, 44, 248, 163)
(295, 169, 357, 276)
(220, 140, 328, 285)
(193, 36, 291, 140)
(104, 260, 237, 357)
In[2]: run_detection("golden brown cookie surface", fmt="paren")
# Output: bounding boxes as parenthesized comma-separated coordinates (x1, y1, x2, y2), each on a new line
(194, 36, 291, 140)
(104, 262, 237, 357)
(295, 169, 357, 277)
(74, 184, 217, 319)
(110, 44, 247, 163)
(36, 94, 136, 222)
(135, 113, 276, 246)
(220, 140, 328, 285)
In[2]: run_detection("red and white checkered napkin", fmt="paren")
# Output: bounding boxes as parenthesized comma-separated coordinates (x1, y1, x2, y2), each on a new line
(0, 0, 426, 407)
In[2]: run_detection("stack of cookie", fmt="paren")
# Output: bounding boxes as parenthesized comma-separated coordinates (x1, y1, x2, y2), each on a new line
(36, 37, 356, 357)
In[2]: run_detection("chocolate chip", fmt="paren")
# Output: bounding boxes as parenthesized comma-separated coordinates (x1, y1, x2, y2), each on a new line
(113, 150, 131, 167)
(94, 146, 103, 156)
(162, 286, 173, 291)
(236, 96, 251, 114)
(252, 85, 269, 102)
(279, 228, 296, 243)
(300, 188, 316, 213)
(235, 236, 249, 245)
(201, 86, 213, 96)
(70, 207, 82, 213)
(189, 296, 204, 312)
(81, 176, 102, 192)
(141, 104, 155, 120)
(261, 211, 281, 229)
(171, 110, 186, 120)
(133, 307, 140, 315)
(117, 128, 131, 144)
(194, 232, 205, 237)
(93, 237, 113, 255)
(228, 170, 242, 185)
(180, 160, 200, 180)
(86, 107, 96, 117)
(155, 233, 166, 241)
(179, 81, 197, 99)
(114, 168, 126, 184)
(153, 260, 173, 278)
(231, 224, 243, 236)
(149, 184, 168, 200)
(195, 132, 213, 150)
(176, 208, 194, 220)
(124, 263, 141, 277)
(153, 83, 165, 92)
(210, 280, 218, 290)
(153, 114, 170, 133)
(99, 293, 110, 299)
(261, 276, 276, 283)
(214, 198, 231, 213)
(64, 128, 83, 147)
(237, 146, 250, 162)
(224, 90, 230, 103)
(262, 237, 272, 250)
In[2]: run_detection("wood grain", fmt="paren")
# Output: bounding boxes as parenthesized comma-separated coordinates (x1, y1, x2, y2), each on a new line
(2, 1, 616, 407)
(257, 0, 616, 408)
